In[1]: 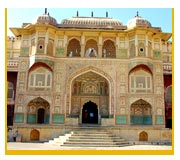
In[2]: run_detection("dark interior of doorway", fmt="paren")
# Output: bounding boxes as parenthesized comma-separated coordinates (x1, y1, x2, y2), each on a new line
(166, 119, 172, 129)
(82, 101, 98, 124)
(38, 108, 45, 124)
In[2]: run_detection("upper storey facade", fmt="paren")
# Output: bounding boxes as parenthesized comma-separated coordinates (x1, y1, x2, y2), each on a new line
(8, 10, 172, 72)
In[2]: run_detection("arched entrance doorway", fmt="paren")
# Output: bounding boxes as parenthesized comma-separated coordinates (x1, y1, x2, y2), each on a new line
(70, 71, 109, 122)
(82, 101, 98, 124)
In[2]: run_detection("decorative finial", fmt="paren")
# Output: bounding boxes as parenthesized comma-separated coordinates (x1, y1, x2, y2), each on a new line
(77, 11, 79, 17)
(136, 11, 139, 17)
(106, 11, 108, 18)
(91, 11, 93, 17)
(45, 8, 47, 14)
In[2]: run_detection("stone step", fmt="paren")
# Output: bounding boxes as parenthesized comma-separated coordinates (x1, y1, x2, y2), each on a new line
(70, 135, 112, 138)
(63, 141, 129, 145)
(72, 131, 112, 134)
(47, 128, 131, 148)
(72, 131, 111, 134)
(71, 134, 112, 138)
(69, 134, 125, 138)
(72, 131, 110, 134)
(67, 139, 114, 142)
(62, 143, 130, 147)
(68, 138, 126, 142)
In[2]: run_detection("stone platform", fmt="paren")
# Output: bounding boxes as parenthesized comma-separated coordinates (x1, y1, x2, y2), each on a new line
(8, 125, 172, 144)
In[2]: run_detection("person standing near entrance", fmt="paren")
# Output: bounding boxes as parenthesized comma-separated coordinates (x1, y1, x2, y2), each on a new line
(12, 130, 18, 142)
(90, 112, 94, 118)
(89, 112, 94, 123)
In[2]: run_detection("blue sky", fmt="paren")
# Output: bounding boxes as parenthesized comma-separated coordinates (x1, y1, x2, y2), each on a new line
(8, 8, 172, 36)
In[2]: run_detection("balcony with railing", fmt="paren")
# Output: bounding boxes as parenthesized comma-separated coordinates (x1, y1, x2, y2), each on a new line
(163, 63, 172, 74)
(7, 59, 19, 71)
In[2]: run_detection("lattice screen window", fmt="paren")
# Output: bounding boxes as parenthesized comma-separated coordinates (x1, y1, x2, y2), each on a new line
(130, 70, 152, 93)
(29, 67, 52, 90)
(8, 82, 14, 99)
(102, 40, 116, 58)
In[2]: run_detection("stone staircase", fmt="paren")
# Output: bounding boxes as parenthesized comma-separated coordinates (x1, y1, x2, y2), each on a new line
(48, 128, 131, 147)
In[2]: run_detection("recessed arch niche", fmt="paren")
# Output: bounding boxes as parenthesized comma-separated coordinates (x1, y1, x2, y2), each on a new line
(27, 97, 50, 124)
(71, 71, 109, 118)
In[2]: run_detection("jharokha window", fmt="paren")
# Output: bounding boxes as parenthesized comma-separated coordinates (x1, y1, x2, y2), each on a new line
(129, 65, 152, 93)
(28, 67, 52, 91)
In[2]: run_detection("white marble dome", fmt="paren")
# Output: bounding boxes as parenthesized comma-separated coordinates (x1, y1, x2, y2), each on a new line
(127, 13, 151, 29)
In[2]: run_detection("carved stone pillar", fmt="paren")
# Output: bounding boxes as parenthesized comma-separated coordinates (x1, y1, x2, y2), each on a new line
(44, 32, 49, 55)
(135, 35, 138, 56)
(98, 45, 102, 58)
(145, 35, 148, 57)
(81, 44, 85, 57)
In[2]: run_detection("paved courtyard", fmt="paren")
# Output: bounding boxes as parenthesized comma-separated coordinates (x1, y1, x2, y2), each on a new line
(7, 142, 172, 150)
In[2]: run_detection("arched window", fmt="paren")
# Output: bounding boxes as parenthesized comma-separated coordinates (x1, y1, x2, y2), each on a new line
(8, 82, 14, 99)
(67, 38, 81, 57)
(29, 67, 52, 91)
(165, 85, 172, 103)
(129, 65, 152, 93)
(131, 99, 152, 125)
(102, 40, 116, 58)
(85, 39, 98, 57)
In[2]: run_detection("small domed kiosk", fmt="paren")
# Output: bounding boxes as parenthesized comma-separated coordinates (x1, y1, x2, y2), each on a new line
(35, 8, 57, 26)
(127, 11, 152, 29)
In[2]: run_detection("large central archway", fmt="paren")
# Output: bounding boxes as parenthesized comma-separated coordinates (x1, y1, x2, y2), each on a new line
(82, 101, 98, 124)
(66, 66, 114, 120)
(70, 71, 109, 120)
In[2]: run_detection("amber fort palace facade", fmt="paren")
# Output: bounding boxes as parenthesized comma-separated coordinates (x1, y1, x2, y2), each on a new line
(7, 9, 172, 142)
